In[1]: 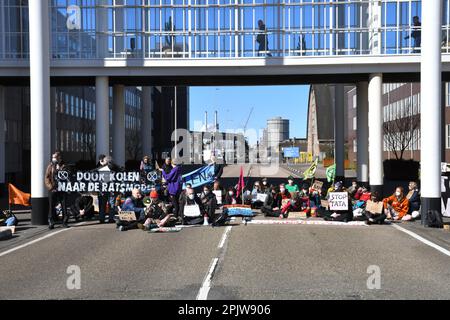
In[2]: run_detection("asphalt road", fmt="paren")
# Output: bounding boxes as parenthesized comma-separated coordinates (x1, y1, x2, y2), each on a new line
(1, 217, 449, 300)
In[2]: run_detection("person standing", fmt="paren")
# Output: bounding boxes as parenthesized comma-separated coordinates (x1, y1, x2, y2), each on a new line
(45, 151, 69, 229)
(404, 16, 421, 53)
(256, 19, 272, 57)
(159, 158, 183, 220)
(96, 155, 119, 224)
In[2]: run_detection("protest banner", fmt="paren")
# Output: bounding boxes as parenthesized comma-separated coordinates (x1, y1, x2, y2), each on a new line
(328, 192, 349, 211)
(56, 169, 152, 193)
(184, 205, 202, 217)
(312, 180, 324, 191)
(256, 193, 268, 203)
(213, 190, 223, 205)
(366, 200, 384, 214)
(182, 165, 215, 189)
(119, 211, 137, 222)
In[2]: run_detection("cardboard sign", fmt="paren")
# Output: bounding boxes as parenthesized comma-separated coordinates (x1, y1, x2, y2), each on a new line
(119, 211, 137, 222)
(213, 190, 223, 205)
(321, 200, 329, 208)
(328, 192, 349, 211)
(366, 200, 384, 214)
(184, 205, 201, 217)
(256, 193, 268, 203)
(312, 180, 324, 191)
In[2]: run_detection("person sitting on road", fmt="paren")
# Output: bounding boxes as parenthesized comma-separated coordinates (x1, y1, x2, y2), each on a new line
(212, 180, 225, 207)
(308, 183, 322, 217)
(347, 180, 359, 198)
(261, 177, 270, 193)
(323, 181, 353, 222)
(179, 187, 203, 225)
(261, 186, 281, 217)
(365, 192, 387, 225)
(139, 191, 176, 231)
(200, 185, 218, 222)
(354, 186, 371, 202)
(383, 187, 410, 221)
(278, 183, 293, 219)
(224, 187, 240, 205)
(285, 175, 300, 194)
(251, 180, 265, 209)
(403, 181, 421, 221)
(72, 194, 95, 222)
(117, 188, 146, 231)
(293, 183, 311, 215)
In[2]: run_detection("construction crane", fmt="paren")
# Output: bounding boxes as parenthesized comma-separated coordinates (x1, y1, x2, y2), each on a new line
(243, 107, 254, 132)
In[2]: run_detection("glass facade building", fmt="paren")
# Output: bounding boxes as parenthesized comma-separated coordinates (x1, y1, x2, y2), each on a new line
(1, 0, 450, 60)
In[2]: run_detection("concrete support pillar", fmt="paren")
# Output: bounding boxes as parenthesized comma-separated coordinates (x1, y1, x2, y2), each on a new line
(96, 76, 110, 159)
(368, 73, 384, 195)
(50, 87, 57, 154)
(356, 82, 369, 186)
(112, 85, 125, 167)
(142, 87, 153, 158)
(0, 86, 5, 186)
(420, 0, 443, 224)
(29, 0, 51, 225)
(96, 0, 109, 58)
(334, 84, 345, 182)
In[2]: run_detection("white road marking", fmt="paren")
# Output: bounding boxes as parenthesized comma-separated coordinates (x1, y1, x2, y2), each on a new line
(218, 226, 232, 249)
(0, 222, 87, 257)
(391, 224, 450, 257)
(196, 225, 233, 300)
(196, 257, 219, 300)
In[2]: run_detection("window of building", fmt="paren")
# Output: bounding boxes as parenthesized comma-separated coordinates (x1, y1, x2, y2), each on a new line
(446, 125, 450, 149)
(353, 116, 357, 130)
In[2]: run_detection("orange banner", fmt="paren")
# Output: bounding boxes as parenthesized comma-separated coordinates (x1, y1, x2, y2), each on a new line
(8, 184, 31, 207)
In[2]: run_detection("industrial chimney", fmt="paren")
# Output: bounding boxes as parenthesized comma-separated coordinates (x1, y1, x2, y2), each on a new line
(214, 111, 218, 132)
(204, 111, 208, 132)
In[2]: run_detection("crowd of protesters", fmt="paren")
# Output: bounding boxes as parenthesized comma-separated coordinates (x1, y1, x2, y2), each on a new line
(44, 151, 423, 230)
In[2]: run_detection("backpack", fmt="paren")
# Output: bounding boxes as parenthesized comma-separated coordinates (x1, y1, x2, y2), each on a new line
(211, 211, 229, 227)
(427, 210, 444, 228)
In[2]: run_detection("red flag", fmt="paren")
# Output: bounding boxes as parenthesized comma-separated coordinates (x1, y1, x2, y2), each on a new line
(236, 166, 245, 197)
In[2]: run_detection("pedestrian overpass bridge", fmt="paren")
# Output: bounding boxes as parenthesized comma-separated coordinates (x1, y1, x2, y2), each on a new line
(0, 0, 447, 225)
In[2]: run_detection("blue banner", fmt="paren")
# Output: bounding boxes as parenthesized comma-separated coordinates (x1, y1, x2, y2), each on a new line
(182, 165, 215, 189)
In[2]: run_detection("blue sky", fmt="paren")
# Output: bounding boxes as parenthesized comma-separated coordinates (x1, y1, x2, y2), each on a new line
(189, 85, 310, 145)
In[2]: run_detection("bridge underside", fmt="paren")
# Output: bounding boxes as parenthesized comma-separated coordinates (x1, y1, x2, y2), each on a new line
(3, 72, 450, 86)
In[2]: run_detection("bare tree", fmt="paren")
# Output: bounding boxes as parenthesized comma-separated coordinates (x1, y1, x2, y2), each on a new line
(80, 118, 95, 162)
(126, 128, 142, 161)
(383, 102, 420, 160)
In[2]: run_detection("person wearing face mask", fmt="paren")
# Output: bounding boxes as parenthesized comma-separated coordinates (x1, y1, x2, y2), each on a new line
(251, 181, 265, 209)
(323, 181, 353, 222)
(404, 181, 421, 221)
(224, 187, 240, 205)
(285, 176, 300, 195)
(294, 183, 311, 215)
(179, 187, 203, 225)
(261, 178, 270, 193)
(200, 185, 218, 222)
(277, 183, 292, 218)
(383, 187, 410, 221)
(261, 186, 281, 217)
(212, 180, 225, 207)
(347, 180, 359, 198)
(45, 151, 69, 229)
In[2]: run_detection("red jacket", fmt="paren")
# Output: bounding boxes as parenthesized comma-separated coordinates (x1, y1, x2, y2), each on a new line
(355, 190, 371, 202)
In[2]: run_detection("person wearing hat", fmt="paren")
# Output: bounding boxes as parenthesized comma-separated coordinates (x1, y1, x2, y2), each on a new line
(139, 191, 175, 230)
(285, 175, 300, 194)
